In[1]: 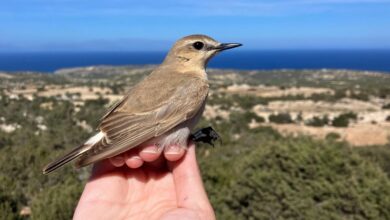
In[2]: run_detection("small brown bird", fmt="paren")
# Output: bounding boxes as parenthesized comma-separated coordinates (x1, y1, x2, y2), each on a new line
(43, 34, 241, 174)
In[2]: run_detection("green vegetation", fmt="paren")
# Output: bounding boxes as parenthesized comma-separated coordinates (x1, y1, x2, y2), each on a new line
(309, 89, 346, 102)
(1, 95, 390, 219)
(203, 139, 390, 219)
(269, 113, 293, 124)
(349, 91, 370, 101)
(36, 86, 46, 92)
(1, 67, 390, 219)
(75, 97, 109, 128)
(0, 95, 90, 220)
(243, 112, 265, 123)
(332, 112, 358, 127)
(355, 145, 390, 177)
(198, 120, 390, 220)
(325, 132, 341, 141)
(378, 88, 390, 99)
(383, 103, 390, 109)
(305, 115, 330, 127)
(231, 69, 390, 96)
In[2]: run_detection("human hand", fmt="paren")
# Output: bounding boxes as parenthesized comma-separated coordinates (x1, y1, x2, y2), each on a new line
(73, 142, 215, 220)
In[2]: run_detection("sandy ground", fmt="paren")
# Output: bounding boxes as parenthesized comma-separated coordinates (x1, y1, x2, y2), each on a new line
(252, 99, 389, 123)
(4, 83, 389, 146)
(203, 105, 230, 119)
(223, 84, 334, 98)
(261, 98, 381, 113)
(7, 85, 122, 103)
(268, 123, 390, 146)
(203, 94, 390, 146)
(0, 72, 13, 78)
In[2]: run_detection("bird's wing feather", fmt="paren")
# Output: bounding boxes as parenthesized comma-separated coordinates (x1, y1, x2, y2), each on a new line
(100, 97, 127, 121)
(42, 143, 91, 174)
(76, 73, 208, 167)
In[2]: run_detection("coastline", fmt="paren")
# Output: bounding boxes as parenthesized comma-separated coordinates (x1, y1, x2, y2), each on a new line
(1, 50, 390, 73)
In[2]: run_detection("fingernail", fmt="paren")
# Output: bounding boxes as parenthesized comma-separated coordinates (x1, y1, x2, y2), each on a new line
(142, 146, 159, 154)
(166, 145, 181, 154)
(130, 156, 142, 161)
(110, 155, 124, 166)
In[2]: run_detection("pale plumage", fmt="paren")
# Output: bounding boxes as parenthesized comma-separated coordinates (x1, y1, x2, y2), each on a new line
(43, 34, 241, 174)
(76, 73, 209, 167)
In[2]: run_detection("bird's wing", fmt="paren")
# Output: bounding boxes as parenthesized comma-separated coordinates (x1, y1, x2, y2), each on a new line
(76, 73, 209, 167)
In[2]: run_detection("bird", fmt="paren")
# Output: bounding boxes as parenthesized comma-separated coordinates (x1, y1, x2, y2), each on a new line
(43, 34, 242, 174)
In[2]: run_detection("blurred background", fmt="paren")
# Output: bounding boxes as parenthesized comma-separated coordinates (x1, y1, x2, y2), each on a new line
(1, 0, 390, 219)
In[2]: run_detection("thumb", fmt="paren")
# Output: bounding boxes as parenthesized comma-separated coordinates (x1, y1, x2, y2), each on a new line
(168, 142, 213, 211)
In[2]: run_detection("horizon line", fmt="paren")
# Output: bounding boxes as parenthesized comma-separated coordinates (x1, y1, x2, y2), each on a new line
(1, 48, 390, 53)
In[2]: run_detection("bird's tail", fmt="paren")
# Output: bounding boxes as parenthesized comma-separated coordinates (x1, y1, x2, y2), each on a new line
(42, 144, 88, 174)
(42, 132, 104, 174)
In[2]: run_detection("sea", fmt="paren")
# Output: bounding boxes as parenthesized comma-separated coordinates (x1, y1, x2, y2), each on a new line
(0, 50, 389, 73)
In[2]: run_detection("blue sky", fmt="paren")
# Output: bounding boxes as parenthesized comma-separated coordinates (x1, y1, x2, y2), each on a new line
(0, 0, 389, 51)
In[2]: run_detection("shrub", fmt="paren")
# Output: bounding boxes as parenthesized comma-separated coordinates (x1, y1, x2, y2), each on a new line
(200, 135, 390, 220)
(379, 88, 390, 99)
(332, 112, 358, 127)
(350, 91, 369, 101)
(383, 104, 390, 109)
(31, 178, 82, 220)
(325, 132, 341, 141)
(269, 113, 293, 124)
(343, 112, 358, 120)
(334, 89, 347, 99)
(305, 116, 329, 127)
(243, 112, 265, 123)
(37, 86, 46, 92)
(332, 116, 349, 127)
(2, 83, 390, 220)
(233, 94, 268, 109)
(356, 145, 390, 177)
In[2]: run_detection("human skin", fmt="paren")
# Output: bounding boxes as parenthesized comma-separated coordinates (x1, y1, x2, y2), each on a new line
(73, 143, 215, 220)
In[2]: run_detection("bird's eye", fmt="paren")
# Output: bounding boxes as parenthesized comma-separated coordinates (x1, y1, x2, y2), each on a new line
(193, 41, 204, 50)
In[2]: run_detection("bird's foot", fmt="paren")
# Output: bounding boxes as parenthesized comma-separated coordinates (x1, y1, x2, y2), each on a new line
(190, 126, 221, 147)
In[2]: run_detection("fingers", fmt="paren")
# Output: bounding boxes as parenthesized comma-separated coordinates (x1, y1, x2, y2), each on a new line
(168, 142, 214, 211)
(109, 155, 125, 167)
(139, 144, 185, 163)
(108, 144, 187, 169)
(164, 145, 186, 162)
(108, 145, 162, 169)
(125, 151, 144, 169)
(139, 145, 163, 162)
(141, 145, 186, 170)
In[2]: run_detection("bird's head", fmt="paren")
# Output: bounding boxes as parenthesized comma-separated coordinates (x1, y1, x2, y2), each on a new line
(162, 34, 242, 72)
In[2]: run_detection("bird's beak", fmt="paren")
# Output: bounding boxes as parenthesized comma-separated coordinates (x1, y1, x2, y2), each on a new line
(213, 43, 242, 51)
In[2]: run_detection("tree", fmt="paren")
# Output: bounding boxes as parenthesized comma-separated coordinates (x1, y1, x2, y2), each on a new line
(332, 112, 358, 127)
(199, 133, 390, 220)
(383, 104, 390, 109)
(269, 113, 293, 124)
(305, 115, 329, 127)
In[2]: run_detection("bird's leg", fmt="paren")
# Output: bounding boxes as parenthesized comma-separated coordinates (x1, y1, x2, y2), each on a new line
(190, 126, 221, 147)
